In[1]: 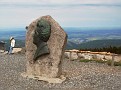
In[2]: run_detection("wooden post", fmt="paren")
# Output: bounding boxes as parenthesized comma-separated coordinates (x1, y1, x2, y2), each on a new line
(77, 52, 78, 59)
(77, 52, 80, 59)
(70, 51, 72, 61)
(111, 53, 115, 66)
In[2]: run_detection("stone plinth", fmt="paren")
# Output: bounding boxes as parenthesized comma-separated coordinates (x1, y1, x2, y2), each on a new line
(22, 15, 67, 83)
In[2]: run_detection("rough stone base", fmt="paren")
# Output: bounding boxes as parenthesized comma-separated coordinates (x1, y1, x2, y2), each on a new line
(21, 72, 66, 83)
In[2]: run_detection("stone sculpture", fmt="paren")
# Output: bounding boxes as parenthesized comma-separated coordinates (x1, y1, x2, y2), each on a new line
(33, 19, 51, 60)
(22, 15, 67, 83)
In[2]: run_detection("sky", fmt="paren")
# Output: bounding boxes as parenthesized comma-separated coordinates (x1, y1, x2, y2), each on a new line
(0, 0, 121, 29)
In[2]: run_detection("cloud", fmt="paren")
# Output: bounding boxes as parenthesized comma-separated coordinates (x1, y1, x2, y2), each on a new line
(0, 0, 121, 9)
(44, 0, 121, 5)
(1, 0, 121, 5)
(0, 0, 121, 28)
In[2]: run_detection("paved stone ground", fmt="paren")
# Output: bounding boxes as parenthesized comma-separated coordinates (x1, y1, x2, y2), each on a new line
(0, 53, 121, 90)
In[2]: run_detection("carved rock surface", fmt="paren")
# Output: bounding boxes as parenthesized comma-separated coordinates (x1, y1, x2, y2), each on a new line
(26, 15, 67, 78)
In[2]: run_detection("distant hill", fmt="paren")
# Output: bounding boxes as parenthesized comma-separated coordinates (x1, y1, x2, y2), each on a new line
(66, 40, 79, 50)
(2, 39, 121, 51)
(79, 39, 121, 49)
(0, 28, 121, 51)
(67, 39, 121, 50)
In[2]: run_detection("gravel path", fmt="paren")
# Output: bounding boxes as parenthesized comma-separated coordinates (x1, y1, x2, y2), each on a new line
(0, 53, 121, 90)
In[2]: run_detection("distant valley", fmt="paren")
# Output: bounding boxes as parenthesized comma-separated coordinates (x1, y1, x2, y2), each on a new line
(0, 27, 121, 50)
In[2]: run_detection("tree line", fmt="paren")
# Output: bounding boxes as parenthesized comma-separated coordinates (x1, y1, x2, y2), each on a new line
(80, 46, 121, 54)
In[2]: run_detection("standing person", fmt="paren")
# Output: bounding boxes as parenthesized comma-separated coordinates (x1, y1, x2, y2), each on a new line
(9, 37, 15, 54)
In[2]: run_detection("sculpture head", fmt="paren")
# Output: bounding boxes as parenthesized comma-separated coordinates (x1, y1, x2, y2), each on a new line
(33, 19, 51, 61)
(33, 19, 51, 46)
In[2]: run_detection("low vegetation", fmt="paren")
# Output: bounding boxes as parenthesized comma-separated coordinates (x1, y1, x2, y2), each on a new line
(80, 59, 121, 66)
(80, 46, 121, 54)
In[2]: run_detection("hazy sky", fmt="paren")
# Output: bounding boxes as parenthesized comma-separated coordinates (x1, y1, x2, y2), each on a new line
(0, 0, 121, 28)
